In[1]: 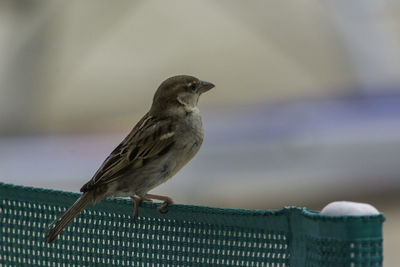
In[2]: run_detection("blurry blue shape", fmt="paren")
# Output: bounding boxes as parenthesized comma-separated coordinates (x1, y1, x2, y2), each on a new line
(204, 90, 400, 146)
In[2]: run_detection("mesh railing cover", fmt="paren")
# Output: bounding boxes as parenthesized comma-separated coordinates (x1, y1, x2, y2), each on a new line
(0, 182, 384, 266)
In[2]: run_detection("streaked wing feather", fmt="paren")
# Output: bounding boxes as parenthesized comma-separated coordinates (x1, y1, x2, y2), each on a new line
(80, 115, 176, 192)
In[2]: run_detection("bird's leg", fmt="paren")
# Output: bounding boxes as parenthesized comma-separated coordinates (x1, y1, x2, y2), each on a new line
(142, 196, 153, 202)
(144, 194, 174, 214)
(130, 196, 142, 223)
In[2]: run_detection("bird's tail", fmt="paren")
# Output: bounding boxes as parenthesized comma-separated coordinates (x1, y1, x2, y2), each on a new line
(45, 192, 93, 243)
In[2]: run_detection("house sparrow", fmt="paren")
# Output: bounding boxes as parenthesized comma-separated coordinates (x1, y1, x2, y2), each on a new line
(45, 75, 214, 243)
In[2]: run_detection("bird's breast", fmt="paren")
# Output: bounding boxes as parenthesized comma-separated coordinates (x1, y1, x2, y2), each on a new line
(177, 112, 203, 145)
(171, 112, 203, 165)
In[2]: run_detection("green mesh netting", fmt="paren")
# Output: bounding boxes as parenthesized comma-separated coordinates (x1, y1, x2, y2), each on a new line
(0, 182, 384, 266)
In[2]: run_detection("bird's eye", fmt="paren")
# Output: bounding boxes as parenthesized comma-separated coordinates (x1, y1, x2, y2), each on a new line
(188, 83, 197, 91)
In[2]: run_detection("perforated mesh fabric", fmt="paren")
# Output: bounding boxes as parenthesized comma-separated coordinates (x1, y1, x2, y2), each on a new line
(0, 182, 384, 266)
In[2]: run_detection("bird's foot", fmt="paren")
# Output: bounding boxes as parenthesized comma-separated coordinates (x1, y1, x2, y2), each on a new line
(144, 194, 174, 214)
(157, 202, 170, 214)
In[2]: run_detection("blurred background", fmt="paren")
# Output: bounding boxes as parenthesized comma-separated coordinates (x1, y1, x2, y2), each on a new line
(0, 0, 399, 264)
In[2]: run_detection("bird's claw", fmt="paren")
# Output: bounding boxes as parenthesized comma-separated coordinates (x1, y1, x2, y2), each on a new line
(157, 201, 169, 214)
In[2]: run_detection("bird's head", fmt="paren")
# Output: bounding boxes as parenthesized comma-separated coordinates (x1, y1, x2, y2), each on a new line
(150, 75, 214, 115)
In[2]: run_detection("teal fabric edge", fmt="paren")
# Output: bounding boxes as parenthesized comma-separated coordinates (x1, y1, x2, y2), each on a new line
(0, 181, 384, 241)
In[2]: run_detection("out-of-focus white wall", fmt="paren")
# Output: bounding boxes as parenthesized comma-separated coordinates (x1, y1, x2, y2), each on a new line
(1, 0, 400, 133)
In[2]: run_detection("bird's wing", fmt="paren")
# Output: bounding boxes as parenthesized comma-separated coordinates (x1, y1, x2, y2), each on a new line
(80, 114, 176, 192)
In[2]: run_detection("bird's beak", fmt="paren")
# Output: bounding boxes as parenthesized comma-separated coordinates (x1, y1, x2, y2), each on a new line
(198, 80, 215, 93)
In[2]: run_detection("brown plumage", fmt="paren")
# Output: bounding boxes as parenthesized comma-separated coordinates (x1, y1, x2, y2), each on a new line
(45, 75, 214, 243)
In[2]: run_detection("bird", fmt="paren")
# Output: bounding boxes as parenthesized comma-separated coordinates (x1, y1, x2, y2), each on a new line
(45, 75, 214, 243)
